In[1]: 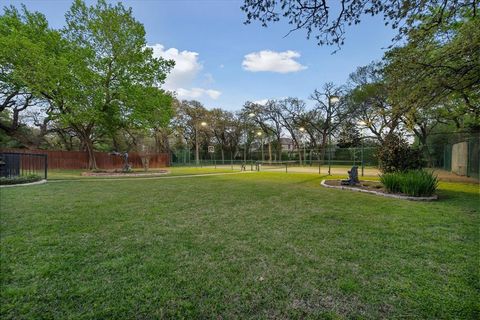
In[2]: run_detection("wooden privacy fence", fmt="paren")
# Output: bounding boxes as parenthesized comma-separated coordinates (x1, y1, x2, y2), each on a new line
(0, 149, 169, 170)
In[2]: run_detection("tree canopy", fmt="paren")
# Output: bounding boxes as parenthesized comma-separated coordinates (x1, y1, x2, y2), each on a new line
(0, 0, 175, 168)
(241, 0, 478, 48)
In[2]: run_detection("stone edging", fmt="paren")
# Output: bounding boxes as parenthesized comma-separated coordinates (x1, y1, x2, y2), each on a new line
(320, 180, 438, 201)
(0, 179, 47, 188)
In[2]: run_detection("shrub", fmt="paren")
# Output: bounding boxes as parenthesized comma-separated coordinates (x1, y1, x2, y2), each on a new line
(377, 133, 424, 173)
(380, 172, 402, 193)
(0, 174, 42, 185)
(380, 170, 438, 197)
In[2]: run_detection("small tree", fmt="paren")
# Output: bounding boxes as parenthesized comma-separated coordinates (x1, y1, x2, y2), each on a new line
(377, 133, 424, 173)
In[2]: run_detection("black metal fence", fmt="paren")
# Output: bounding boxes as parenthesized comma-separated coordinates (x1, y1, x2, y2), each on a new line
(0, 152, 48, 179)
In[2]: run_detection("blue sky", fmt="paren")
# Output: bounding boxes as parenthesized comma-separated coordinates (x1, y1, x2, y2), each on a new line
(4, 0, 396, 111)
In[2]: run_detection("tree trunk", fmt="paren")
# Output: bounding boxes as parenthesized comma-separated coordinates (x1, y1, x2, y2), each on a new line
(320, 131, 328, 161)
(84, 137, 97, 170)
(277, 136, 282, 161)
(268, 143, 272, 163)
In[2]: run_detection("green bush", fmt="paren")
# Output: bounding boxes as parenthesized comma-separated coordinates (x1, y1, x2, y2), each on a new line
(379, 172, 402, 193)
(0, 174, 42, 185)
(377, 134, 425, 173)
(380, 170, 438, 197)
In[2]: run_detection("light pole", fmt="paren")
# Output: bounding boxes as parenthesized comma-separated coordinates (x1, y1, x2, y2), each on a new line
(257, 131, 264, 161)
(195, 121, 207, 165)
(299, 127, 306, 166)
(328, 96, 340, 175)
(244, 112, 255, 163)
(357, 120, 367, 177)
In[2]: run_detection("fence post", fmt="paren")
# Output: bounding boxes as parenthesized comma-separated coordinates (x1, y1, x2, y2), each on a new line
(318, 148, 321, 174)
(443, 146, 446, 170)
(328, 143, 332, 175)
(361, 144, 364, 177)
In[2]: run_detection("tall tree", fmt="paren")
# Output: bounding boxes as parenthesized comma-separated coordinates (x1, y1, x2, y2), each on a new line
(347, 63, 400, 141)
(309, 82, 349, 151)
(174, 100, 211, 163)
(210, 108, 236, 163)
(383, 11, 480, 132)
(337, 120, 361, 148)
(276, 98, 307, 163)
(243, 100, 284, 160)
(0, 6, 59, 147)
(35, 0, 174, 169)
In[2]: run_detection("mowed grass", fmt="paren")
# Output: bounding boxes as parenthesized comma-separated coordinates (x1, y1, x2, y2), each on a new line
(0, 172, 478, 319)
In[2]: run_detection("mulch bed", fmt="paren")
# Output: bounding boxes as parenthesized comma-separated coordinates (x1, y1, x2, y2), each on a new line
(321, 180, 438, 201)
(323, 179, 385, 191)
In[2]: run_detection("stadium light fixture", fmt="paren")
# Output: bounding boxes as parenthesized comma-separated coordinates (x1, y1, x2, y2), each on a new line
(329, 96, 340, 104)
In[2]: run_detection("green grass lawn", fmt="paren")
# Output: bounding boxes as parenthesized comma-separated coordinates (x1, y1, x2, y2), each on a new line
(1, 172, 479, 319)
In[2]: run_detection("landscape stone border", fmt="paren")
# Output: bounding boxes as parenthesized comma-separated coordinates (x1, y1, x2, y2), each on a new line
(321, 180, 438, 201)
(0, 179, 47, 188)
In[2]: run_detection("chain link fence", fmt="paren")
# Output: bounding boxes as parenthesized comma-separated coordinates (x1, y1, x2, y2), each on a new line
(171, 136, 479, 180)
(170, 146, 378, 176)
(434, 137, 479, 179)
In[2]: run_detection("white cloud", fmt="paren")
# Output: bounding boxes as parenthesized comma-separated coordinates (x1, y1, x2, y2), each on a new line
(149, 44, 221, 100)
(253, 97, 286, 105)
(177, 88, 221, 100)
(149, 44, 202, 90)
(242, 50, 307, 73)
(253, 99, 269, 105)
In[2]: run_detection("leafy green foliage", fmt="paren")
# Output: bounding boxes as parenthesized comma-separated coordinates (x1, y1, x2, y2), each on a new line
(383, 12, 480, 131)
(377, 133, 425, 173)
(0, 174, 42, 185)
(380, 170, 439, 197)
(1, 1, 175, 169)
(0, 6, 62, 147)
(379, 172, 402, 194)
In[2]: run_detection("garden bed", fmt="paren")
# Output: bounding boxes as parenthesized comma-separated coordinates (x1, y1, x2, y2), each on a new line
(0, 174, 44, 186)
(0, 179, 47, 188)
(321, 180, 438, 201)
(81, 170, 169, 177)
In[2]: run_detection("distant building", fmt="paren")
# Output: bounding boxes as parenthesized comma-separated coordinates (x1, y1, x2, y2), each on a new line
(279, 138, 297, 151)
(252, 137, 299, 152)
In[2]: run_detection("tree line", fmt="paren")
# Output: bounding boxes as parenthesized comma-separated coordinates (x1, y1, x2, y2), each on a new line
(1, 0, 478, 168)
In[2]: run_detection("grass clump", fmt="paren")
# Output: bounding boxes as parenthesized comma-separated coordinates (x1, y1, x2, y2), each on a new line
(0, 174, 42, 185)
(380, 170, 438, 196)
